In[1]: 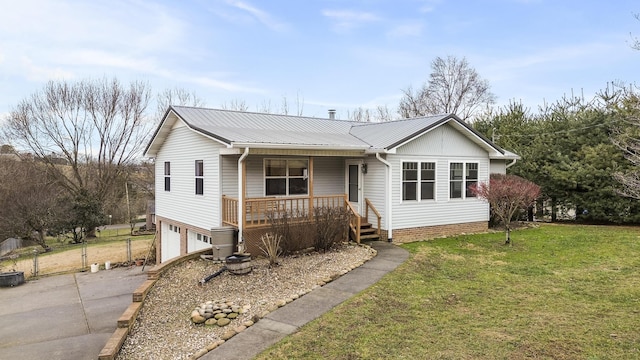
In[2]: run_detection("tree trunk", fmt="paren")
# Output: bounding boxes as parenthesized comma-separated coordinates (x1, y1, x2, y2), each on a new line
(551, 197, 557, 222)
(505, 226, 511, 246)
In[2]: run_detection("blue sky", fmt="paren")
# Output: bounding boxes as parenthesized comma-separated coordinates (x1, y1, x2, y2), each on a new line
(1, 0, 638, 121)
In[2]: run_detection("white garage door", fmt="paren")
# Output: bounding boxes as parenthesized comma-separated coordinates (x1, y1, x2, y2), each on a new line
(161, 223, 181, 263)
(188, 230, 212, 253)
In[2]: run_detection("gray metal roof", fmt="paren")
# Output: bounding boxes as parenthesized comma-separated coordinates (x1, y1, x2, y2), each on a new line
(172, 106, 370, 148)
(350, 114, 450, 150)
(144, 106, 512, 157)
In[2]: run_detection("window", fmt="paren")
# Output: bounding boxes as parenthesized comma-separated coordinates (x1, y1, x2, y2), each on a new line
(265, 159, 308, 196)
(466, 163, 478, 197)
(164, 162, 170, 191)
(450, 163, 463, 198)
(402, 162, 418, 201)
(402, 161, 436, 201)
(195, 160, 204, 195)
(421, 162, 435, 200)
(450, 162, 478, 199)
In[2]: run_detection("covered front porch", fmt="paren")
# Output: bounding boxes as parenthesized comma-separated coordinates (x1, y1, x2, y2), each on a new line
(221, 194, 381, 244)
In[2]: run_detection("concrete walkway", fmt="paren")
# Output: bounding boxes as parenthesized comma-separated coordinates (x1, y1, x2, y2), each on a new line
(0, 266, 147, 360)
(202, 241, 409, 360)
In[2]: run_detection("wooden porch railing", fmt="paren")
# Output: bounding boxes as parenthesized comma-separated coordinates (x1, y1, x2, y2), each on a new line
(221, 194, 380, 244)
(345, 200, 362, 243)
(365, 198, 382, 239)
(222, 195, 238, 227)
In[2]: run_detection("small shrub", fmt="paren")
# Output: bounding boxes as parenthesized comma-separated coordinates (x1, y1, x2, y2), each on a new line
(259, 232, 282, 267)
(267, 208, 307, 255)
(313, 206, 349, 252)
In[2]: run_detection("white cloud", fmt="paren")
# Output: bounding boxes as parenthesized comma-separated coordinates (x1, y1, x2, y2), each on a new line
(223, 0, 289, 31)
(19, 56, 75, 82)
(322, 9, 380, 32)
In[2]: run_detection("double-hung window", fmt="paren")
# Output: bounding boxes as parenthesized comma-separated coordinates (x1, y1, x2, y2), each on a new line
(164, 162, 170, 191)
(195, 160, 204, 195)
(402, 161, 436, 201)
(265, 159, 308, 196)
(421, 162, 435, 200)
(402, 162, 418, 201)
(450, 162, 478, 199)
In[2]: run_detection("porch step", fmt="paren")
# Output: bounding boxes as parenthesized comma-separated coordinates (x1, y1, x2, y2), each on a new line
(357, 222, 379, 241)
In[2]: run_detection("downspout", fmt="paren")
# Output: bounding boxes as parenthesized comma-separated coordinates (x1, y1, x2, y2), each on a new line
(375, 152, 392, 242)
(505, 159, 517, 169)
(237, 147, 250, 251)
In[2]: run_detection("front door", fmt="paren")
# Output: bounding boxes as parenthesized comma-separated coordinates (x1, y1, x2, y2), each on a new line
(346, 161, 363, 214)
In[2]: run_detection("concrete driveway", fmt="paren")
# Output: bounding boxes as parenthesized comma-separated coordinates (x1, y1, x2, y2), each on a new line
(0, 266, 147, 360)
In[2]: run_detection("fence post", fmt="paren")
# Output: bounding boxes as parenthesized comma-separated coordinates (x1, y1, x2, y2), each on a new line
(81, 241, 87, 271)
(127, 238, 132, 263)
(32, 249, 39, 277)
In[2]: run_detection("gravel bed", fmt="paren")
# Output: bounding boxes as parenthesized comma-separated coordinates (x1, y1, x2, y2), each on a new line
(117, 243, 377, 360)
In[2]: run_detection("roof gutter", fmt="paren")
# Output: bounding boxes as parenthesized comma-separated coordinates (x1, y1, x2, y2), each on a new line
(506, 158, 517, 169)
(375, 152, 392, 242)
(237, 147, 250, 250)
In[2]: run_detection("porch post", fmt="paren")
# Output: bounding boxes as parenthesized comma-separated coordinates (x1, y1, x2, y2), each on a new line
(308, 156, 314, 219)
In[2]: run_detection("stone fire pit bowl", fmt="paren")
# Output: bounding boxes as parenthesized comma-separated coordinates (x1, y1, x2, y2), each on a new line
(0, 271, 25, 287)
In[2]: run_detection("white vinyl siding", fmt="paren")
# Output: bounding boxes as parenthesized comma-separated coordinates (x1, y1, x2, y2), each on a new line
(155, 125, 223, 230)
(396, 123, 487, 157)
(312, 157, 345, 195)
(490, 159, 507, 174)
(362, 155, 388, 230)
(221, 155, 239, 198)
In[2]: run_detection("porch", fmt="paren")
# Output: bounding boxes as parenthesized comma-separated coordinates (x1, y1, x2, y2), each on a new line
(221, 194, 381, 243)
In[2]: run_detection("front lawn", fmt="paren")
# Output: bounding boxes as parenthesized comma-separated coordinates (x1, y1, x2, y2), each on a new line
(256, 224, 640, 359)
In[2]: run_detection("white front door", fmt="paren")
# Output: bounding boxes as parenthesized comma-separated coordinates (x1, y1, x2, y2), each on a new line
(346, 160, 363, 214)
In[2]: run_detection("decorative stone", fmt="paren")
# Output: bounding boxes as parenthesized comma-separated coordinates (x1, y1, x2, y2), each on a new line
(276, 299, 287, 307)
(192, 314, 206, 324)
(192, 348, 208, 359)
(217, 318, 231, 327)
(221, 329, 236, 340)
(234, 325, 247, 333)
(214, 313, 227, 319)
(227, 313, 238, 319)
(242, 320, 254, 327)
(205, 318, 217, 326)
(206, 340, 224, 351)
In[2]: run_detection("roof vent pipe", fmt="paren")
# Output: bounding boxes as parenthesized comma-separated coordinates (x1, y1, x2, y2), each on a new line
(328, 109, 336, 119)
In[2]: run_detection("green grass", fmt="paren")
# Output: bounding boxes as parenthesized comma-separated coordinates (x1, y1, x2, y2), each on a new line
(256, 224, 640, 360)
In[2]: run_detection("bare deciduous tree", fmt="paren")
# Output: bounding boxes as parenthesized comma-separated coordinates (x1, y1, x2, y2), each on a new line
(156, 87, 205, 118)
(0, 158, 68, 249)
(611, 91, 640, 199)
(399, 55, 496, 121)
(348, 105, 393, 122)
(1, 78, 152, 234)
(221, 99, 249, 112)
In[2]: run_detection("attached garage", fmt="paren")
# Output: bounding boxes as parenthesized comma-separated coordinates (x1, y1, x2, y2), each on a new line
(161, 222, 181, 262)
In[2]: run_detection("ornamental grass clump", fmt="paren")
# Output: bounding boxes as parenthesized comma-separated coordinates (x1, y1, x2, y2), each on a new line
(259, 232, 282, 267)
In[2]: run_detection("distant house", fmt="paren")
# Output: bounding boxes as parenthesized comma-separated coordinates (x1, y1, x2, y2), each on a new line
(144, 106, 519, 263)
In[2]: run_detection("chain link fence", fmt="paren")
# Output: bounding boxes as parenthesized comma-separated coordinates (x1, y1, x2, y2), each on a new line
(3, 237, 154, 279)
